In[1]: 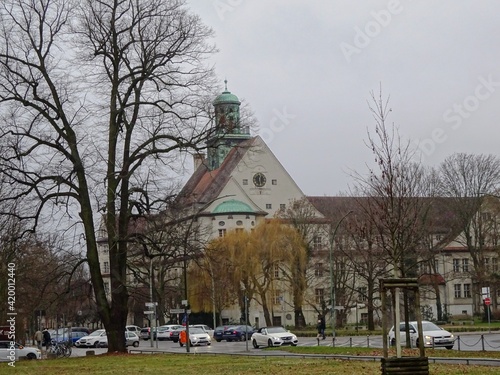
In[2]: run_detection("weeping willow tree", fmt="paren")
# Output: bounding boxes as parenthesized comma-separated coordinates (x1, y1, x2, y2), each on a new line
(188, 220, 307, 326)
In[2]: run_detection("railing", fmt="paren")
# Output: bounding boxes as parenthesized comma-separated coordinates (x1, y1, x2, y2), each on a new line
(314, 334, 500, 351)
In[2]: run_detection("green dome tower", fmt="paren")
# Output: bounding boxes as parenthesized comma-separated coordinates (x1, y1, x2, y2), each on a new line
(207, 80, 251, 170)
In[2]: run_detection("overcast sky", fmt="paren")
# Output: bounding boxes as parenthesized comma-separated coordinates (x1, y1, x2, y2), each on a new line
(186, 0, 500, 196)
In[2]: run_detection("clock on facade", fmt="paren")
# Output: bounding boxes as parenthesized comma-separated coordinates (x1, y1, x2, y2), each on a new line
(253, 172, 266, 187)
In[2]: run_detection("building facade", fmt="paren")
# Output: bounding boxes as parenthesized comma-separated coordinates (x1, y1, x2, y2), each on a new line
(98, 85, 500, 329)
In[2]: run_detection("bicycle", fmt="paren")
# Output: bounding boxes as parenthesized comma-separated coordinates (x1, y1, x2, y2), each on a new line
(49, 340, 72, 358)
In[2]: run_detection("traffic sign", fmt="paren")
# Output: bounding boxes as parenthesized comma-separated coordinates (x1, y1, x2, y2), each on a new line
(170, 308, 191, 314)
(144, 310, 154, 314)
(484, 297, 491, 306)
(145, 302, 158, 307)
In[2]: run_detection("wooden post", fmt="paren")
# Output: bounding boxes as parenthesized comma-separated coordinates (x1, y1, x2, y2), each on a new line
(381, 280, 388, 358)
(414, 287, 425, 357)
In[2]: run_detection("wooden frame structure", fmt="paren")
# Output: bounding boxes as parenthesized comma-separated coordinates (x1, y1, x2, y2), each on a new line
(380, 278, 429, 375)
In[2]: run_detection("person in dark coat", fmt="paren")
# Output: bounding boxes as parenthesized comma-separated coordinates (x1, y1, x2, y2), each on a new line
(317, 315, 326, 340)
(42, 329, 51, 351)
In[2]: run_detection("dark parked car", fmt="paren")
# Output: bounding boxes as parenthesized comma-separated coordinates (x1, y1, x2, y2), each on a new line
(213, 326, 225, 342)
(222, 325, 255, 341)
(140, 327, 158, 340)
(169, 327, 185, 343)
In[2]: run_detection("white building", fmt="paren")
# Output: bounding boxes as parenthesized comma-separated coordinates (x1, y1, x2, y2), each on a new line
(98, 84, 499, 329)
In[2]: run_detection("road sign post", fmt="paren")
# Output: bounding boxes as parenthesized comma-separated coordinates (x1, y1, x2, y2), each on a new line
(484, 297, 491, 333)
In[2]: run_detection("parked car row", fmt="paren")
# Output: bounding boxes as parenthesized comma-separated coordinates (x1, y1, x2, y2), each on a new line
(74, 329, 141, 348)
(168, 325, 298, 349)
(140, 325, 183, 340)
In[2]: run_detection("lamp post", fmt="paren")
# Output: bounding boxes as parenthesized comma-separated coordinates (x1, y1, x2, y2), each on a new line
(329, 210, 353, 342)
(149, 256, 157, 348)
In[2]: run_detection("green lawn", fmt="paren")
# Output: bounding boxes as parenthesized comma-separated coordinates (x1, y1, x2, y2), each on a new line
(1, 350, 500, 375)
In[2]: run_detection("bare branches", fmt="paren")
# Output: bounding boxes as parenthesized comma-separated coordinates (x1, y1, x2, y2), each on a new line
(0, 0, 219, 352)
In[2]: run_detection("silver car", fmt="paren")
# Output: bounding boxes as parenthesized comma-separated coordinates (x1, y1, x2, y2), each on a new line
(98, 332, 140, 348)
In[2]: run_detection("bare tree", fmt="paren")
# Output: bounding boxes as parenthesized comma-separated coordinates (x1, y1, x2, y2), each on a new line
(0, 0, 217, 352)
(339, 206, 391, 330)
(351, 88, 432, 352)
(437, 153, 500, 315)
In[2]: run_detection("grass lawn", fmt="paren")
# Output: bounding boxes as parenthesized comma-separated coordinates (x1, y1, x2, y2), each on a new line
(278, 345, 500, 358)
(1, 349, 500, 375)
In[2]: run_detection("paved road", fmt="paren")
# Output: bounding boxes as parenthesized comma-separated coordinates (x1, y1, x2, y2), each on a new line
(69, 332, 500, 357)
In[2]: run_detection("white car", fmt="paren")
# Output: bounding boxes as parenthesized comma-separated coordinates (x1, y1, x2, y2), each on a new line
(388, 321, 455, 349)
(191, 324, 214, 338)
(156, 325, 182, 341)
(0, 341, 41, 361)
(125, 325, 142, 334)
(251, 326, 298, 348)
(97, 332, 140, 348)
(75, 329, 106, 348)
(179, 327, 211, 347)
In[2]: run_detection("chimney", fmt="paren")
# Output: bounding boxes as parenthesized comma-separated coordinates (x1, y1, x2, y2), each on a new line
(193, 153, 205, 170)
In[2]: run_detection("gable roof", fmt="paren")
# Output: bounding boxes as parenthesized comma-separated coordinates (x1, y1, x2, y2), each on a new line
(177, 137, 258, 207)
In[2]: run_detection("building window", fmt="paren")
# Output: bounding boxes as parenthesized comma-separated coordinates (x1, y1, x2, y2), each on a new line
(315, 288, 324, 304)
(218, 229, 226, 237)
(435, 234, 442, 241)
(453, 259, 460, 273)
(272, 179, 277, 185)
(462, 258, 469, 272)
(454, 284, 462, 298)
(103, 261, 109, 273)
(266, 204, 272, 209)
(273, 290, 282, 305)
(219, 221, 225, 226)
(236, 220, 243, 226)
(313, 236, 322, 251)
(360, 313, 368, 325)
(274, 264, 280, 278)
(104, 281, 110, 295)
(482, 212, 492, 221)
(314, 263, 324, 277)
(464, 283, 471, 298)
(243, 179, 248, 185)
(485, 258, 490, 271)
(357, 287, 368, 302)
(280, 204, 286, 210)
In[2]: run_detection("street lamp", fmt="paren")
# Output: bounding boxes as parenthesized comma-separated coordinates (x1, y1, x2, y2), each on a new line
(149, 256, 158, 348)
(329, 210, 353, 343)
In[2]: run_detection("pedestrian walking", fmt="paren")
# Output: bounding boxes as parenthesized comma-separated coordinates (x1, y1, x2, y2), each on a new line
(317, 315, 326, 340)
(42, 329, 52, 352)
(34, 329, 43, 350)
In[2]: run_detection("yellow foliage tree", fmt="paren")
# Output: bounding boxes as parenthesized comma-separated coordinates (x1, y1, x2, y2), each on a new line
(188, 219, 307, 327)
